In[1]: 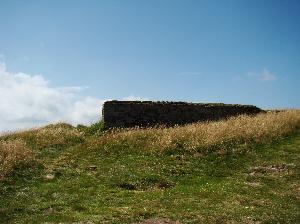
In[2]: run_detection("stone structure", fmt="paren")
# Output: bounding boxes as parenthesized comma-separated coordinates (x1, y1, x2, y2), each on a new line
(102, 101, 263, 129)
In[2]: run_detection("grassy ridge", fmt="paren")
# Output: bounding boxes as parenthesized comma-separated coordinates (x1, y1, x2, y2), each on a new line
(94, 110, 300, 153)
(0, 110, 300, 223)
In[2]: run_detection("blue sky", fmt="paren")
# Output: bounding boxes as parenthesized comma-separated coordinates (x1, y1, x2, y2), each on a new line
(0, 0, 299, 131)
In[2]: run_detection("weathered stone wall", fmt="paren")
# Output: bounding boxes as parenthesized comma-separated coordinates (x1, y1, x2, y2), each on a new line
(102, 101, 263, 129)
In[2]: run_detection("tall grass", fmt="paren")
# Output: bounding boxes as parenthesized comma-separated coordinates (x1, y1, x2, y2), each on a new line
(1, 123, 84, 150)
(0, 139, 33, 180)
(1, 110, 300, 181)
(0, 123, 83, 181)
(92, 110, 300, 152)
(35, 123, 83, 148)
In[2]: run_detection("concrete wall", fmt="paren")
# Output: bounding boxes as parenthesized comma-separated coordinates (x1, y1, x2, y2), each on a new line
(102, 101, 263, 129)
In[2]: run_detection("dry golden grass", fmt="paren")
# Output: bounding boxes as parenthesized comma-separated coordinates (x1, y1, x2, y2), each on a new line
(1, 123, 83, 150)
(92, 110, 300, 152)
(0, 139, 33, 180)
(1, 111, 300, 181)
(34, 123, 83, 148)
(0, 123, 83, 181)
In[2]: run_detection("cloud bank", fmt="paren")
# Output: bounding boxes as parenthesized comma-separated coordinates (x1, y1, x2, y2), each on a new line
(0, 62, 146, 132)
(0, 62, 105, 132)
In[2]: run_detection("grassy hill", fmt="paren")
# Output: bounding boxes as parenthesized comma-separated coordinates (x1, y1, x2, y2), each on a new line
(0, 111, 300, 223)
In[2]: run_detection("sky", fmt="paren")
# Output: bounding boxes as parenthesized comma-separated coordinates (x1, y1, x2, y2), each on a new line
(0, 0, 300, 132)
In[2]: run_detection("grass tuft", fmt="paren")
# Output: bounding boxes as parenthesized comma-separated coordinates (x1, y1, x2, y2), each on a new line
(76, 120, 105, 136)
(35, 123, 84, 149)
(0, 139, 34, 180)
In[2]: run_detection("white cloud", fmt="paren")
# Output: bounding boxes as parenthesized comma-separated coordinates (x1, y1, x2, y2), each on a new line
(242, 69, 277, 82)
(246, 72, 257, 77)
(0, 62, 106, 132)
(260, 69, 276, 81)
(0, 62, 149, 133)
(122, 95, 149, 101)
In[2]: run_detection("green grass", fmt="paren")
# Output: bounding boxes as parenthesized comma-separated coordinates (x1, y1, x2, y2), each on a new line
(0, 129, 300, 223)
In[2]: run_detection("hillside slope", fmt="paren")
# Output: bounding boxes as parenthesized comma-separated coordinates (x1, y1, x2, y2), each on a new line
(0, 111, 300, 223)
